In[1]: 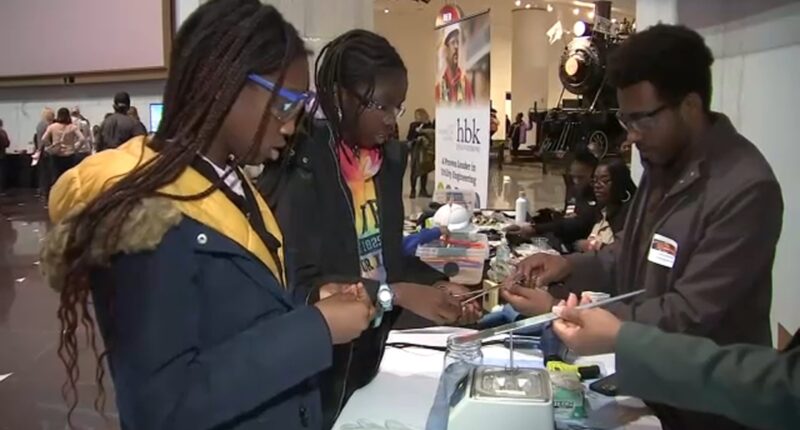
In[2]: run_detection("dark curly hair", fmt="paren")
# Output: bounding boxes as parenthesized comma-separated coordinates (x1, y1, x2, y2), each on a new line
(608, 24, 714, 112)
(314, 29, 406, 145)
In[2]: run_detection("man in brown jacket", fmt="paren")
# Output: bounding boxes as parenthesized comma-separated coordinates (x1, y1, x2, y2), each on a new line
(503, 24, 783, 430)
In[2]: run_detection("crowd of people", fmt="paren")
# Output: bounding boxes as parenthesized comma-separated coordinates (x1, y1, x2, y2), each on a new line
(23, 0, 795, 429)
(0, 92, 149, 196)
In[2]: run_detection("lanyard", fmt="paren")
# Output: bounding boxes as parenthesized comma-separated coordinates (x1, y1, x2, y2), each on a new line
(190, 157, 285, 286)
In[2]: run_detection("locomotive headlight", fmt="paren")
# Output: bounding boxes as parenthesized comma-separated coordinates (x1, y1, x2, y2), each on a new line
(573, 21, 589, 37)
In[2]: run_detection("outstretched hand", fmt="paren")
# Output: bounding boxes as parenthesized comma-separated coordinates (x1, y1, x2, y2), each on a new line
(552, 293, 622, 355)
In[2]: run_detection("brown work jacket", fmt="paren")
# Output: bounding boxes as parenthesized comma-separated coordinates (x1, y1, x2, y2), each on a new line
(566, 113, 784, 430)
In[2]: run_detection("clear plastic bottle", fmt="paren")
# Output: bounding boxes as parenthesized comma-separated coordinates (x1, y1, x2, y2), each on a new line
(444, 335, 483, 373)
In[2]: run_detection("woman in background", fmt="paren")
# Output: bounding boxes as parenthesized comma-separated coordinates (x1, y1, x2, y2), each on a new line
(41, 108, 84, 183)
(41, 1, 373, 428)
(575, 158, 637, 253)
(406, 108, 431, 142)
(407, 108, 434, 198)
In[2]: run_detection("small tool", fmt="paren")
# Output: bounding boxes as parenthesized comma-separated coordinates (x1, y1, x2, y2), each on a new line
(452, 289, 646, 344)
(453, 280, 501, 299)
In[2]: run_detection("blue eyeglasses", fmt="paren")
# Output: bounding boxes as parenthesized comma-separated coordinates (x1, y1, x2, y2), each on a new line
(247, 74, 316, 122)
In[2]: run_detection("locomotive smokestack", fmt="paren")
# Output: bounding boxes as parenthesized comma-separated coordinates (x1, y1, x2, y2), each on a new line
(594, 1, 611, 20)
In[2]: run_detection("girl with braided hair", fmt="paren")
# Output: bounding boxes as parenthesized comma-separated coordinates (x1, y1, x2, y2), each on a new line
(40, 1, 374, 428)
(261, 29, 483, 428)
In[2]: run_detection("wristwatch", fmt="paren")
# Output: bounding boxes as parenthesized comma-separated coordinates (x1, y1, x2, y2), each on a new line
(374, 283, 394, 328)
(377, 283, 394, 312)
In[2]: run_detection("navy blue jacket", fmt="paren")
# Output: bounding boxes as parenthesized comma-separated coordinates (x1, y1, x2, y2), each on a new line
(91, 216, 332, 430)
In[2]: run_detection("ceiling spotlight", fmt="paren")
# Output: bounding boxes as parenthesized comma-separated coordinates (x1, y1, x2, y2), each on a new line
(588, 11, 595, 19)
(547, 4, 554, 12)
(515, 0, 521, 6)
(383, 8, 389, 14)
(525, 3, 532, 9)
(573, 20, 588, 36)
(573, 7, 580, 15)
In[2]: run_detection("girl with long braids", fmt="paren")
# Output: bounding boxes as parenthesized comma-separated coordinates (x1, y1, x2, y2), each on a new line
(40, 1, 374, 429)
(261, 30, 482, 428)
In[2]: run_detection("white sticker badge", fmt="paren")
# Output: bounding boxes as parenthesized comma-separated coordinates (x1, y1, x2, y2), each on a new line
(648, 234, 678, 268)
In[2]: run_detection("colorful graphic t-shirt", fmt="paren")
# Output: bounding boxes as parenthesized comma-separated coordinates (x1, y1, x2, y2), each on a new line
(337, 143, 387, 284)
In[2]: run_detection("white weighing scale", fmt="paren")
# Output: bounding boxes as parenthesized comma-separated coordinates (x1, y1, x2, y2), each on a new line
(448, 366, 555, 430)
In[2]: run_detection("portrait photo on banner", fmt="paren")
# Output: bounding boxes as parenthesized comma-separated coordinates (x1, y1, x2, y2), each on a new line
(435, 13, 491, 105)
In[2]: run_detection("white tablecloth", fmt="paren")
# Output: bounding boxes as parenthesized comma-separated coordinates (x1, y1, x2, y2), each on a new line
(334, 327, 662, 430)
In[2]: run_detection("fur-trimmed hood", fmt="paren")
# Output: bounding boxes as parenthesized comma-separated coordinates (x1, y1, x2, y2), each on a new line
(41, 137, 287, 291)
(41, 197, 182, 292)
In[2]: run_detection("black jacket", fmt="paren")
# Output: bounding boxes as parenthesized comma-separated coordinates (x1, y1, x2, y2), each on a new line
(260, 122, 444, 429)
(97, 113, 146, 151)
(606, 199, 632, 235)
(536, 184, 599, 249)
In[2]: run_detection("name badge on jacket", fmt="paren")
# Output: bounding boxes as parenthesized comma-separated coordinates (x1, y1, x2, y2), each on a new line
(648, 234, 678, 268)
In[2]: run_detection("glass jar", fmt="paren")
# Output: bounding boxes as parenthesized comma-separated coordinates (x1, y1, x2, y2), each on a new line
(443, 334, 483, 373)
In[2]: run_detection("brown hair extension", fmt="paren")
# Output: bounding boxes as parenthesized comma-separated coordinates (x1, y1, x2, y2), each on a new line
(55, 0, 307, 425)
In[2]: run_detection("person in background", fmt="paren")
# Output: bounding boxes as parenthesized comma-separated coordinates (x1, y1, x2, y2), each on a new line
(91, 125, 101, 148)
(0, 119, 9, 192)
(509, 112, 529, 156)
(505, 150, 598, 252)
(41, 1, 374, 428)
(41, 108, 84, 184)
(127, 106, 148, 134)
(408, 108, 434, 198)
(504, 24, 783, 430)
(405, 108, 431, 143)
(261, 30, 481, 429)
(70, 107, 93, 163)
(96, 92, 146, 151)
(552, 293, 799, 430)
(35, 107, 56, 197)
(574, 158, 637, 253)
(490, 108, 499, 137)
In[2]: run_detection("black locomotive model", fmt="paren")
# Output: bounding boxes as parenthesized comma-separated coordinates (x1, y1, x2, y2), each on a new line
(536, 1, 634, 162)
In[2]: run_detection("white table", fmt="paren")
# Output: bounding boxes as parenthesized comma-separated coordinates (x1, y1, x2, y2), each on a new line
(334, 327, 662, 430)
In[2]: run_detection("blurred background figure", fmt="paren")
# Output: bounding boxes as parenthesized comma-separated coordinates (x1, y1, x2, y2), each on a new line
(575, 158, 637, 253)
(407, 108, 434, 199)
(35, 107, 55, 198)
(41, 108, 83, 184)
(509, 112, 529, 157)
(0, 119, 9, 192)
(70, 107, 93, 163)
(96, 92, 146, 151)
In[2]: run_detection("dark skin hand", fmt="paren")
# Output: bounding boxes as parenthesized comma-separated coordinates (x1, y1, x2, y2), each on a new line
(513, 252, 572, 288)
(504, 223, 536, 240)
(498, 253, 574, 316)
(436, 282, 484, 325)
(500, 284, 559, 317)
(393, 282, 483, 326)
(322, 281, 483, 326)
(315, 283, 376, 344)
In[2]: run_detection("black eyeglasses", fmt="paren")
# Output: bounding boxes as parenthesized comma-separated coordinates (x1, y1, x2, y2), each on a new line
(592, 177, 612, 186)
(616, 104, 669, 133)
(350, 91, 405, 124)
(247, 74, 316, 123)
